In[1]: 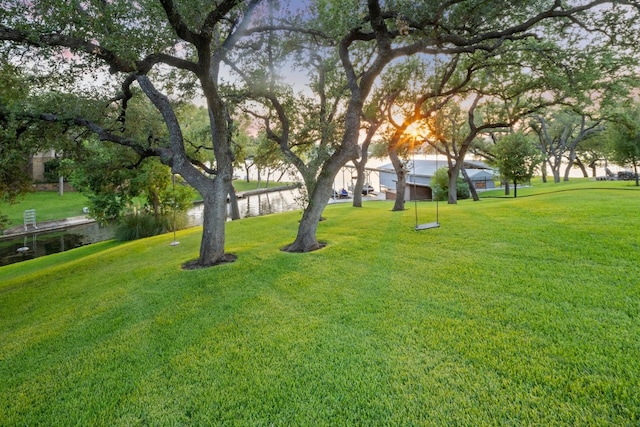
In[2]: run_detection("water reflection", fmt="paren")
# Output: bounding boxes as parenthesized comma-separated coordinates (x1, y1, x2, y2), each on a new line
(1, 189, 301, 266)
(185, 188, 301, 226)
(0, 222, 115, 267)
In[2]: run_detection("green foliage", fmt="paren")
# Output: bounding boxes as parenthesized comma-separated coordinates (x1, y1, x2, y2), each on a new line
(2, 0, 176, 82)
(42, 159, 61, 183)
(494, 132, 542, 190)
(176, 104, 212, 163)
(66, 143, 139, 223)
(312, 0, 367, 38)
(611, 131, 640, 167)
(114, 213, 166, 241)
(113, 212, 187, 242)
(432, 167, 448, 201)
(130, 160, 197, 217)
(0, 64, 36, 206)
(66, 136, 196, 223)
(607, 102, 640, 182)
(1, 180, 640, 425)
(432, 167, 470, 201)
(158, 176, 197, 214)
(455, 179, 470, 200)
(0, 139, 33, 204)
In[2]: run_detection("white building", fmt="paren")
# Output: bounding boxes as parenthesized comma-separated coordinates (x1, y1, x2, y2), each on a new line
(376, 159, 496, 201)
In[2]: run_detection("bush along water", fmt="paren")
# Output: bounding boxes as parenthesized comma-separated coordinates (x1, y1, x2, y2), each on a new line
(114, 212, 187, 241)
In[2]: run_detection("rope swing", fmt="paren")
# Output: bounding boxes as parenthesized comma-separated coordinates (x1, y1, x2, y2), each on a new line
(170, 173, 180, 246)
(414, 53, 441, 231)
(413, 147, 440, 231)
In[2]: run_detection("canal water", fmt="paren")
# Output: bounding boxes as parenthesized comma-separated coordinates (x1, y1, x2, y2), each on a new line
(0, 222, 116, 267)
(187, 188, 302, 227)
(0, 188, 302, 267)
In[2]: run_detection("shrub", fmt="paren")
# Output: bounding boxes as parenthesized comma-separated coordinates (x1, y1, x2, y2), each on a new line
(433, 167, 470, 201)
(456, 180, 470, 199)
(114, 212, 186, 241)
(43, 159, 61, 183)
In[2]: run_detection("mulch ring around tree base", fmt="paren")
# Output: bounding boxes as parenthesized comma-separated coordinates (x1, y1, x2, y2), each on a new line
(280, 241, 327, 252)
(182, 254, 238, 270)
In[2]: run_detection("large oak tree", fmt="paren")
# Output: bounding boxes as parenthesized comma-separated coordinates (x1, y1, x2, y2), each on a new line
(1, 0, 266, 267)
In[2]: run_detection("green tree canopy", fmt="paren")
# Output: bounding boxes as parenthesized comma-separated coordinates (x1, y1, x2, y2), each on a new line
(606, 102, 640, 186)
(494, 132, 542, 197)
(1, 0, 265, 267)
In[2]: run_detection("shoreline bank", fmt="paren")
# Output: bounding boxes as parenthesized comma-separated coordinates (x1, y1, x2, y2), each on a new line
(1, 184, 301, 240)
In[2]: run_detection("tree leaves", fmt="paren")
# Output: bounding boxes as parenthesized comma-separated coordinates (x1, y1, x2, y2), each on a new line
(494, 131, 542, 192)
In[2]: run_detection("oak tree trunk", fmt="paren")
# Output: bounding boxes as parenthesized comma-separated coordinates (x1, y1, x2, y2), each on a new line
(448, 167, 458, 205)
(282, 177, 332, 252)
(138, 75, 235, 268)
(352, 168, 365, 207)
(389, 149, 407, 211)
(460, 167, 479, 201)
(197, 179, 230, 265)
(228, 188, 240, 220)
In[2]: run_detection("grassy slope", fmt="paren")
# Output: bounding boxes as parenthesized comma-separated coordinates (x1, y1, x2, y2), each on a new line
(1, 179, 639, 426)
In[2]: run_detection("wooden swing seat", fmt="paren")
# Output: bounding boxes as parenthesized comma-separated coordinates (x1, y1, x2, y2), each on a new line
(415, 221, 440, 231)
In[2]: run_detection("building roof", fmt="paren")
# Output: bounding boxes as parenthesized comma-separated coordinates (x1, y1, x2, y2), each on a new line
(377, 160, 442, 177)
(466, 169, 495, 179)
(464, 160, 492, 170)
(377, 159, 494, 178)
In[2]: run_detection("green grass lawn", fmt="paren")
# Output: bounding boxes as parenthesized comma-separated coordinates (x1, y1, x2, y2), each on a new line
(232, 179, 292, 193)
(480, 176, 640, 197)
(1, 179, 639, 425)
(0, 191, 90, 229)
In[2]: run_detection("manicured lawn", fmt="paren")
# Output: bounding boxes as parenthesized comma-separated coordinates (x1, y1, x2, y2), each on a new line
(232, 179, 292, 193)
(0, 191, 90, 230)
(480, 176, 640, 197)
(1, 179, 639, 425)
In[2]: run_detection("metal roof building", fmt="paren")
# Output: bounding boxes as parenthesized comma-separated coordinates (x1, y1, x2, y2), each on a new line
(375, 159, 496, 201)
